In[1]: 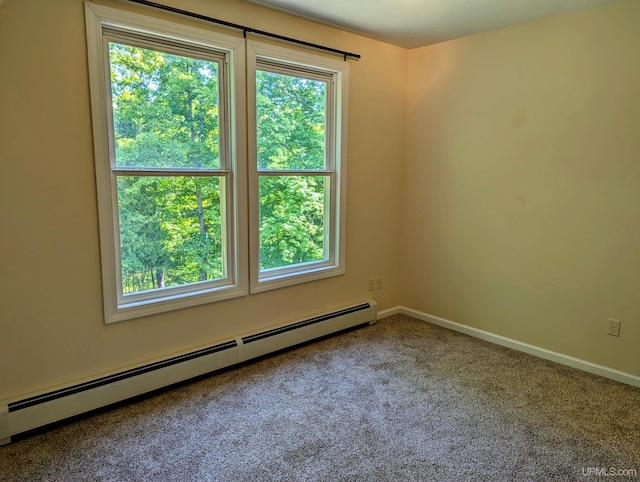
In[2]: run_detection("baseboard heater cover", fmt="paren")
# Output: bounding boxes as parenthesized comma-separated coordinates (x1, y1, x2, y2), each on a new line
(0, 300, 377, 444)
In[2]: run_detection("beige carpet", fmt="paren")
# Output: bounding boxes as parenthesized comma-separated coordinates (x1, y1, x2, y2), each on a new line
(1, 314, 639, 481)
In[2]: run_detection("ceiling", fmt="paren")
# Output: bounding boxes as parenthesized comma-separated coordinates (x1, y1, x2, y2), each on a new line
(246, 0, 620, 48)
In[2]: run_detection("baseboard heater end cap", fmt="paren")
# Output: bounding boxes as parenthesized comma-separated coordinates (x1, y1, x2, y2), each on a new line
(0, 402, 9, 445)
(367, 299, 378, 324)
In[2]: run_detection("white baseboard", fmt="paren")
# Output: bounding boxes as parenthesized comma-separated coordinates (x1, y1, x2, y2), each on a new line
(376, 306, 402, 320)
(384, 306, 640, 389)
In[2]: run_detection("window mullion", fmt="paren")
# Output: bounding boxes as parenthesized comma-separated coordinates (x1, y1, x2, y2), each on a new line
(113, 169, 230, 176)
(257, 170, 332, 176)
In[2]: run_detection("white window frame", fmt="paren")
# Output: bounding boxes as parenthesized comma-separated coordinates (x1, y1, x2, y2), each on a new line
(85, 3, 247, 323)
(247, 41, 349, 293)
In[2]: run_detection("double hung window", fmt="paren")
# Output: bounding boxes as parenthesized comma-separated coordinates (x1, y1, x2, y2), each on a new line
(86, 5, 247, 322)
(86, 4, 347, 323)
(248, 43, 348, 292)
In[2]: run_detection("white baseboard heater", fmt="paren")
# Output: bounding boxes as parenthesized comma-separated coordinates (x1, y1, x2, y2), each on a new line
(0, 300, 377, 445)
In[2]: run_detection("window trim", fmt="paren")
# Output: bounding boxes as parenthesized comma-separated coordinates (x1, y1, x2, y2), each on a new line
(85, 3, 248, 323)
(247, 40, 349, 293)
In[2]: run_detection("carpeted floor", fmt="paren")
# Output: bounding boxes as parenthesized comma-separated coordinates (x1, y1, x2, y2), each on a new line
(1, 314, 639, 481)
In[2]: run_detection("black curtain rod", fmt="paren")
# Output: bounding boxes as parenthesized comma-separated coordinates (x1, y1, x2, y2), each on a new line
(128, 0, 361, 61)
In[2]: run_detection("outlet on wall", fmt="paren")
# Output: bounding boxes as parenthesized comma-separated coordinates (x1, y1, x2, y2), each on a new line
(375, 276, 383, 290)
(608, 319, 621, 337)
(367, 278, 375, 291)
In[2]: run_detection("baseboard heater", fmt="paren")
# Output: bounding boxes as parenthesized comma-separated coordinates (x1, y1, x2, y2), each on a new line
(0, 300, 377, 444)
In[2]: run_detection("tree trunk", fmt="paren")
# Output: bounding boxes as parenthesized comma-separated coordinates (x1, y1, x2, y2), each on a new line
(196, 185, 207, 281)
(189, 96, 208, 282)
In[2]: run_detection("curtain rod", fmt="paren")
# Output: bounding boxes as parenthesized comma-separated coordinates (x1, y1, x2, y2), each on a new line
(128, 0, 361, 61)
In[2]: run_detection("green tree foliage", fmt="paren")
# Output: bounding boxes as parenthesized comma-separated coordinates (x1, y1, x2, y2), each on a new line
(110, 42, 329, 293)
(256, 71, 326, 170)
(110, 43, 220, 169)
(259, 176, 326, 269)
(110, 43, 222, 293)
(256, 70, 328, 269)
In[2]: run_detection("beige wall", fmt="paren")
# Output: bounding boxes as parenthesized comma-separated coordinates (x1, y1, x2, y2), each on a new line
(403, 0, 640, 376)
(0, 0, 406, 399)
(2, 0, 639, 402)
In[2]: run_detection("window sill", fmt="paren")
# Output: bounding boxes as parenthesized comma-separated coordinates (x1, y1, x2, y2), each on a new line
(106, 284, 247, 324)
(251, 264, 344, 294)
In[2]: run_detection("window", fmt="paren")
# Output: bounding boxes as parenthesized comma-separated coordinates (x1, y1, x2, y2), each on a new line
(86, 5, 347, 322)
(86, 5, 247, 322)
(248, 42, 348, 292)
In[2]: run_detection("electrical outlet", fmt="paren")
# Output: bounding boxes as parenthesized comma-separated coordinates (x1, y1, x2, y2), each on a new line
(368, 278, 375, 291)
(375, 276, 382, 290)
(608, 319, 621, 337)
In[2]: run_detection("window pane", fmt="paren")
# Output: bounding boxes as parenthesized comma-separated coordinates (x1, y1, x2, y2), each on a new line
(117, 176, 224, 294)
(256, 70, 326, 170)
(259, 175, 328, 270)
(109, 43, 221, 169)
